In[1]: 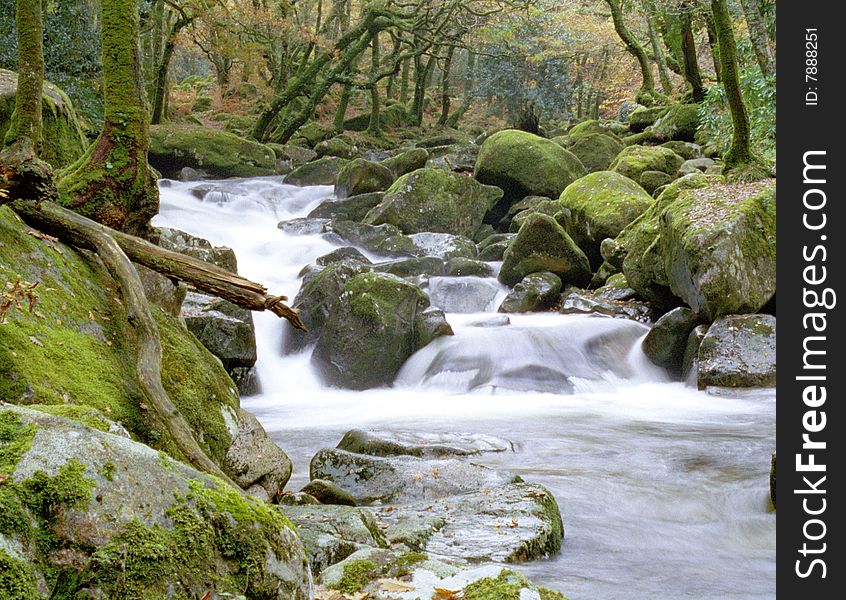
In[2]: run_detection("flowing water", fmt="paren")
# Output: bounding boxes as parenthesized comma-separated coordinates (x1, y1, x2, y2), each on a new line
(154, 177, 776, 600)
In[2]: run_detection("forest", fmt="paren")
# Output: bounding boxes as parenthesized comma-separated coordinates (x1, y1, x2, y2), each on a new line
(1, 1, 775, 599)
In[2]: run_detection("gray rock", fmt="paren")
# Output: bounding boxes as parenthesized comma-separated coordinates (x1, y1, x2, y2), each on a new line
(594, 273, 638, 301)
(307, 192, 385, 222)
(315, 246, 372, 266)
(380, 148, 429, 177)
(559, 288, 652, 322)
(445, 257, 495, 277)
(427, 276, 505, 313)
(278, 216, 330, 235)
(337, 430, 515, 458)
(223, 408, 292, 499)
(135, 262, 187, 317)
(285, 156, 350, 186)
(372, 256, 446, 278)
(679, 157, 717, 175)
(683, 324, 709, 379)
(408, 232, 478, 260)
(642, 307, 703, 374)
(2, 405, 311, 599)
(696, 314, 776, 389)
(301, 479, 358, 506)
(157, 226, 238, 272)
(639, 169, 674, 195)
(660, 141, 702, 160)
(309, 448, 520, 504)
(477, 240, 510, 262)
(324, 220, 417, 257)
(498, 272, 562, 313)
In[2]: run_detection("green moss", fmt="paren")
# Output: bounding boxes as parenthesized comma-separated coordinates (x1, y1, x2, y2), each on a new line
(344, 272, 428, 325)
(649, 103, 701, 142)
(26, 404, 113, 433)
(0, 410, 37, 474)
(330, 559, 380, 594)
(610, 145, 684, 181)
(567, 120, 620, 142)
(463, 570, 531, 600)
(101, 461, 117, 482)
(628, 106, 668, 131)
(567, 133, 624, 173)
(21, 460, 95, 523)
(0, 548, 39, 600)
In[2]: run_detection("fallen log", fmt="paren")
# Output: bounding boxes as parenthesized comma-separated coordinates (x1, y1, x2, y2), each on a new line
(11, 199, 306, 330)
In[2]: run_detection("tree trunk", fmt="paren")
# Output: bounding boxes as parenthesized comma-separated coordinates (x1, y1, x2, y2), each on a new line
(711, 0, 752, 166)
(367, 31, 381, 134)
(739, 0, 775, 76)
(56, 0, 158, 237)
(151, 15, 191, 125)
(437, 46, 454, 127)
(680, 2, 704, 102)
(0, 0, 54, 203)
(445, 50, 475, 128)
(642, 0, 673, 94)
(703, 10, 722, 81)
(606, 0, 654, 92)
(333, 84, 352, 133)
(399, 57, 410, 104)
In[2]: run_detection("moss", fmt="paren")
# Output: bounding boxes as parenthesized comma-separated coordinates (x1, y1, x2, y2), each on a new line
(0, 548, 39, 600)
(567, 120, 620, 142)
(329, 559, 380, 594)
(610, 145, 684, 181)
(344, 272, 428, 325)
(101, 461, 117, 482)
(463, 570, 531, 600)
(0, 410, 37, 474)
(381, 148, 429, 177)
(21, 460, 95, 523)
(649, 103, 701, 142)
(628, 105, 668, 131)
(25, 404, 113, 433)
(474, 129, 587, 204)
(567, 133, 623, 173)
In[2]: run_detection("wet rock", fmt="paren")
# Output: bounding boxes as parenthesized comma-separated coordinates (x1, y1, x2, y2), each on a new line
(559, 288, 652, 322)
(278, 217, 331, 235)
(696, 314, 776, 389)
(311, 273, 449, 389)
(315, 246, 372, 266)
(594, 273, 637, 302)
(285, 156, 350, 186)
(324, 220, 415, 257)
(309, 448, 520, 504)
(498, 272, 562, 313)
(301, 479, 358, 506)
(2, 405, 311, 599)
(477, 240, 510, 262)
(373, 256, 446, 278)
(408, 232, 478, 260)
(364, 168, 503, 237)
(337, 430, 515, 458)
(157, 226, 238, 272)
(307, 192, 385, 222)
(223, 408, 292, 500)
(334, 158, 396, 198)
(682, 324, 709, 379)
(642, 307, 703, 374)
(499, 214, 591, 288)
(445, 257, 495, 277)
(427, 276, 504, 313)
(371, 482, 563, 563)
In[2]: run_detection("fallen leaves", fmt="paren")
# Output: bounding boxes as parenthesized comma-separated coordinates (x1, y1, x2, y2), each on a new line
(433, 588, 462, 599)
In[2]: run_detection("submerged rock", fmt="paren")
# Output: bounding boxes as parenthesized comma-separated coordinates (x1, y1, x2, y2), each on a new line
(337, 430, 515, 458)
(696, 314, 776, 389)
(310, 448, 519, 504)
(498, 272, 562, 313)
(0, 405, 311, 599)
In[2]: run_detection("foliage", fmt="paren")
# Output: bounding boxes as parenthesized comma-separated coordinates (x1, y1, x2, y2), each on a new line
(699, 40, 776, 164)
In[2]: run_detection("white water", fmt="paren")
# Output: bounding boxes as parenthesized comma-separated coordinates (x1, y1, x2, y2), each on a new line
(154, 177, 776, 600)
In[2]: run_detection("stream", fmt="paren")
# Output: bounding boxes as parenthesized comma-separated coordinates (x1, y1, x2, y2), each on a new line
(154, 176, 776, 600)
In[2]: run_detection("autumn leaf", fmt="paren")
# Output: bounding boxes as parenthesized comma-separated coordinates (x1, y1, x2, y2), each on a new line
(433, 588, 461, 599)
(378, 579, 415, 592)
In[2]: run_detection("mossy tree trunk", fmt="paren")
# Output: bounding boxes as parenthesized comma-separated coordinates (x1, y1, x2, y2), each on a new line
(367, 31, 382, 134)
(151, 11, 193, 125)
(606, 0, 654, 93)
(711, 0, 752, 166)
(333, 84, 352, 133)
(642, 0, 673, 95)
(446, 50, 475, 128)
(56, 0, 158, 237)
(437, 45, 454, 127)
(739, 0, 774, 76)
(398, 56, 411, 103)
(0, 0, 55, 203)
(680, 1, 704, 102)
(703, 10, 722, 82)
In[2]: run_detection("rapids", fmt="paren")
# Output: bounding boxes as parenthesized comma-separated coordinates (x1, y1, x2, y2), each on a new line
(154, 176, 776, 599)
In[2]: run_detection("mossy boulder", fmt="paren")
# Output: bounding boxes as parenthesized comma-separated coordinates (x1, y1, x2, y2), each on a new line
(499, 214, 591, 288)
(567, 119, 621, 142)
(639, 170, 674, 195)
(307, 192, 385, 222)
(315, 136, 358, 159)
(0, 206, 242, 468)
(648, 103, 701, 142)
(0, 69, 87, 169)
(334, 158, 395, 199)
(642, 307, 704, 374)
(0, 405, 311, 599)
(696, 314, 776, 388)
(628, 105, 668, 132)
(558, 171, 654, 267)
(290, 121, 331, 147)
(610, 145, 684, 182)
(509, 199, 563, 233)
(285, 156, 350, 186)
(266, 143, 317, 168)
(659, 180, 776, 320)
(380, 148, 429, 177)
(498, 272, 562, 313)
(661, 141, 702, 160)
(364, 168, 503, 237)
(311, 272, 450, 389)
(148, 125, 277, 179)
(567, 133, 624, 173)
(474, 129, 586, 217)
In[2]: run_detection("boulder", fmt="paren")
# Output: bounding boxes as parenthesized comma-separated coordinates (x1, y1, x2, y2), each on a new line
(157, 226, 238, 271)
(445, 257, 495, 277)
(477, 240, 510, 261)
(568, 132, 624, 173)
(334, 159, 395, 199)
(682, 323, 709, 378)
(315, 247, 372, 266)
(500, 195, 553, 229)
(408, 232, 478, 260)
(498, 272, 562, 313)
(311, 272, 449, 389)
(0, 69, 87, 168)
(628, 106, 668, 132)
(659, 180, 776, 320)
(509, 199, 564, 233)
(148, 125, 277, 179)
(223, 408, 292, 499)
(290, 121, 331, 147)
(499, 214, 591, 287)
(661, 141, 703, 160)
(266, 142, 317, 168)
(474, 129, 586, 218)
(315, 136, 358, 159)
(696, 314, 776, 388)
(373, 256, 445, 278)
(610, 145, 684, 182)
(0, 405, 311, 599)
(595, 272, 638, 302)
(285, 156, 350, 186)
(364, 168, 503, 237)
(559, 288, 652, 322)
(648, 103, 701, 142)
(558, 171, 654, 267)
(380, 148, 429, 177)
(642, 307, 703, 374)
(309, 448, 520, 504)
(425, 143, 480, 172)
(301, 479, 358, 506)
(427, 277, 505, 313)
(337, 430, 514, 458)
(567, 119, 621, 142)
(679, 157, 717, 175)
(619, 100, 644, 122)
(639, 170, 674, 195)
(307, 192, 385, 222)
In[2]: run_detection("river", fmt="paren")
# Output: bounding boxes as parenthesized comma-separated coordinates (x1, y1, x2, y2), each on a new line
(154, 176, 776, 600)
